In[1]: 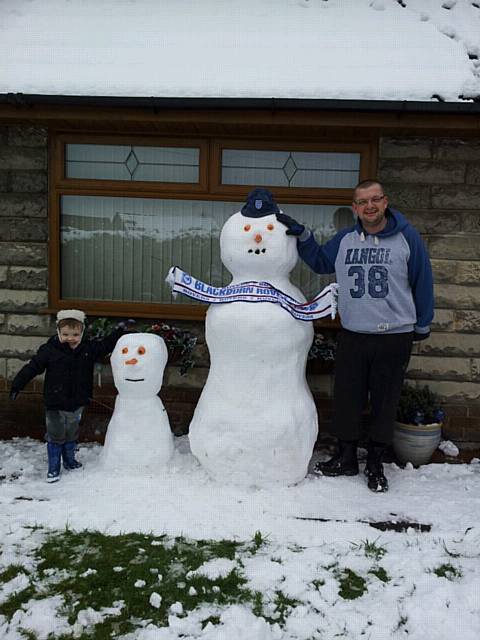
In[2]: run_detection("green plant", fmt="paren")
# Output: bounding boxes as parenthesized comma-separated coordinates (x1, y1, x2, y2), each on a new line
(396, 384, 445, 425)
(351, 538, 387, 562)
(86, 317, 197, 375)
(337, 568, 367, 600)
(368, 566, 390, 583)
(308, 331, 336, 362)
(432, 563, 462, 580)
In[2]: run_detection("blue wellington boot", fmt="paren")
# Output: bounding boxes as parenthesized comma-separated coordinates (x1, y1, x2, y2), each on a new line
(62, 441, 83, 470)
(47, 442, 62, 483)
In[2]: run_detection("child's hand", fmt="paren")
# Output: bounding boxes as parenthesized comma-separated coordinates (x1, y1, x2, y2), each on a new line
(9, 388, 19, 401)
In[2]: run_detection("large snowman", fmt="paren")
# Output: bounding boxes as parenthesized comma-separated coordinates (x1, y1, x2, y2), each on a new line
(189, 189, 318, 486)
(101, 333, 174, 471)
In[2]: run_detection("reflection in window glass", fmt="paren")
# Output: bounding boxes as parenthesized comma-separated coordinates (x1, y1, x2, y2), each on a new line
(61, 196, 354, 304)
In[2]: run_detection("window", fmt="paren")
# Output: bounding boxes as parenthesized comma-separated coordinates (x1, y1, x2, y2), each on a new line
(66, 144, 200, 183)
(50, 134, 372, 319)
(221, 149, 360, 188)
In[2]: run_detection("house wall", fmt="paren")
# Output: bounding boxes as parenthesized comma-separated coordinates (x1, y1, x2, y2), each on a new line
(378, 136, 480, 443)
(0, 124, 479, 444)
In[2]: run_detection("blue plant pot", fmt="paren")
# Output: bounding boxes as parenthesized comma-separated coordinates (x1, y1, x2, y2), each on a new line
(393, 421, 442, 467)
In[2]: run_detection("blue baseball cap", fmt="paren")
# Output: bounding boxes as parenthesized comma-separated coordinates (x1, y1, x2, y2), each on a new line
(241, 188, 280, 218)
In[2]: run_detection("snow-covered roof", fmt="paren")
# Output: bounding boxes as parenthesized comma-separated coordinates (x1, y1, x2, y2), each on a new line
(1, 0, 479, 103)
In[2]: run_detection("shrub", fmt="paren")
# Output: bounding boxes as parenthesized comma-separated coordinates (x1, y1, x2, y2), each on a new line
(396, 384, 445, 425)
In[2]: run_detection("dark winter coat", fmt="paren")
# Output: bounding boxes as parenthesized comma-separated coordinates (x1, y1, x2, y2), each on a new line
(11, 329, 124, 411)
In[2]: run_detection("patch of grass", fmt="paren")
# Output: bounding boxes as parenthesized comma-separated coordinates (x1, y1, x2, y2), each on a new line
(288, 543, 306, 553)
(32, 528, 251, 636)
(269, 590, 302, 625)
(352, 538, 387, 562)
(394, 614, 408, 633)
(0, 584, 36, 620)
(251, 590, 264, 618)
(312, 578, 325, 590)
(432, 563, 462, 580)
(0, 564, 29, 584)
(201, 615, 221, 628)
(17, 629, 37, 640)
(255, 590, 302, 626)
(368, 566, 390, 583)
(337, 568, 367, 600)
(249, 530, 268, 554)
(1, 528, 312, 638)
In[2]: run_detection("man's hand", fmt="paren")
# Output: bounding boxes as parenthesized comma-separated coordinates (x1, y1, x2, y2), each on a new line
(275, 212, 305, 237)
(9, 388, 19, 401)
(413, 331, 430, 343)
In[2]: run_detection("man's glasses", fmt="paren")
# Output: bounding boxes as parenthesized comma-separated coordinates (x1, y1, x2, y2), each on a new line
(353, 195, 385, 207)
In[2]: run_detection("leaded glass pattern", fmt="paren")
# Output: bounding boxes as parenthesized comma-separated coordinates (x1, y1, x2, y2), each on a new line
(65, 144, 200, 183)
(222, 149, 360, 188)
(60, 196, 354, 304)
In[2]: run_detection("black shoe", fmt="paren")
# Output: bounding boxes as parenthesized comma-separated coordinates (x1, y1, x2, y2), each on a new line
(364, 465, 389, 492)
(364, 443, 389, 492)
(314, 441, 359, 477)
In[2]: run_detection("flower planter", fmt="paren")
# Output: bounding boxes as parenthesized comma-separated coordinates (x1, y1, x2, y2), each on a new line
(393, 421, 442, 467)
(167, 346, 184, 365)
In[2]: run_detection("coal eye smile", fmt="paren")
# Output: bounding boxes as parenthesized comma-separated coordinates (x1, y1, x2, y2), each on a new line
(125, 378, 145, 382)
(248, 248, 267, 255)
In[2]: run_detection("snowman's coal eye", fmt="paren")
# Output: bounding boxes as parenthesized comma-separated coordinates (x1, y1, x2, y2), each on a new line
(267, 223, 274, 231)
(243, 224, 251, 231)
(138, 346, 146, 355)
(122, 347, 129, 355)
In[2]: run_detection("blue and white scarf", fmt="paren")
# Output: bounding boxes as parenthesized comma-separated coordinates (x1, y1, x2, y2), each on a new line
(166, 267, 338, 321)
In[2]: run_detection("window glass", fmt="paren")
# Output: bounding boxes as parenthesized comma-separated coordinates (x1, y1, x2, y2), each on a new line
(60, 195, 353, 304)
(65, 144, 200, 182)
(222, 149, 360, 188)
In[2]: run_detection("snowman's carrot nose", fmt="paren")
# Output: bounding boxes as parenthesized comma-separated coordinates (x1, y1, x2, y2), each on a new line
(254, 233, 263, 243)
(125, 357, 138, 365)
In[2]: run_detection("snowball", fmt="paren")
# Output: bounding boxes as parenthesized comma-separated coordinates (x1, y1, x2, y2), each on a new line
(149, 592, 162, 609)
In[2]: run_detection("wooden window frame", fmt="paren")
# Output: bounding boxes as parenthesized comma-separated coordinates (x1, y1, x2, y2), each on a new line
(210, 139, 372, 204)
(48, 132, 376, 321)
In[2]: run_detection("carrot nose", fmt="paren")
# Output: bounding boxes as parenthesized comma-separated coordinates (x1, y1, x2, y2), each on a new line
(125, 358, 138, 365)
(254, 233, 263, 244)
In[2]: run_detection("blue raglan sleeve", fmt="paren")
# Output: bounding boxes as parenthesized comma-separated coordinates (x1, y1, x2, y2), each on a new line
(297, 231, 346, 275)
(404, 227, 434, 332)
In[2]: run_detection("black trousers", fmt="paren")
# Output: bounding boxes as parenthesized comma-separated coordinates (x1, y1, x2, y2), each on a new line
(332, 329, 413, 446)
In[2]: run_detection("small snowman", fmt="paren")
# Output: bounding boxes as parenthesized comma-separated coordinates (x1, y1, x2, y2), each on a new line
(101, 333, 174, 471)
(189, 188, 318, 487)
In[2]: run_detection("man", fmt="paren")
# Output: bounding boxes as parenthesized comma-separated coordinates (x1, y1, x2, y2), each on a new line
(276, 179, 434, 492)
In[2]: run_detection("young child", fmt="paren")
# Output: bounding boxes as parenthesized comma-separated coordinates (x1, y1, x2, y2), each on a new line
(10, 310, 125, 483)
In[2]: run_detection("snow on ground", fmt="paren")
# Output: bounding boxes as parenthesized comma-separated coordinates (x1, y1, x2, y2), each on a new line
(1, 436, 480, 638)
(1, 0, 479, 101)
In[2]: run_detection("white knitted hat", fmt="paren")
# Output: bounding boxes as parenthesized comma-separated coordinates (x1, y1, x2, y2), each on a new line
(56, 309, 86, 325)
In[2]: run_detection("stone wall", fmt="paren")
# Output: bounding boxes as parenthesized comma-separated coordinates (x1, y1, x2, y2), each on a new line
(0, 125, 50, 382)
(379, 136, 480, 442)
(1, 126, 480, 444)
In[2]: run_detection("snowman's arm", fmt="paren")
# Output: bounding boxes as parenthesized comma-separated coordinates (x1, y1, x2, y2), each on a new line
(297, 229, 348, 275)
